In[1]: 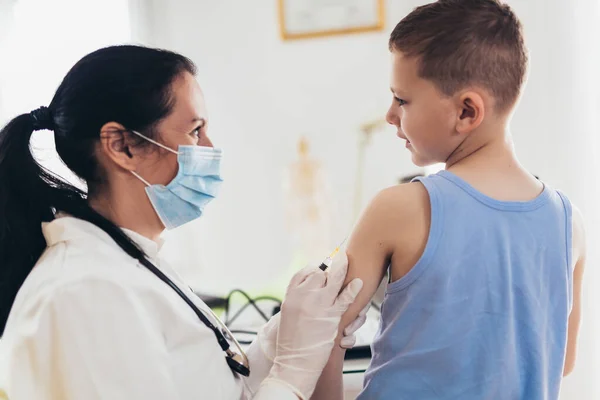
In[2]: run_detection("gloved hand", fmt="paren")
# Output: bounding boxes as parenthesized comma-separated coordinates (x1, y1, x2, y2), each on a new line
(340, 301, 370, 348)
(262, 253, 363, 400)
(257, 298, 370, 360)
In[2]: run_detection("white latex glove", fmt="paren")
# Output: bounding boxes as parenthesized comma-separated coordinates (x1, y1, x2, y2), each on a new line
(262, 253, 363, 400)
(257, 301, 370, 361)
(246, 277, 368, 397)
(340, 301, 370, 348)
(246, 299, 368, 397)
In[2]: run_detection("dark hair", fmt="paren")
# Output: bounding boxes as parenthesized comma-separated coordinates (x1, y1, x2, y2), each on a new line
(0, 45, 196, 334)
(389, 0, 528, 112)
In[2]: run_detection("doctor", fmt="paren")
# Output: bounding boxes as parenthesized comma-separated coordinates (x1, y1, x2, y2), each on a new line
(0, 45, 366, 400)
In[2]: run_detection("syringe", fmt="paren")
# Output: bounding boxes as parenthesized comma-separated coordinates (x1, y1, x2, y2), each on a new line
(319, 237, 348, 271)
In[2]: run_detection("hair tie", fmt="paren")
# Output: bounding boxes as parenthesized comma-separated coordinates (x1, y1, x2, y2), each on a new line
(30, 106, 55, 131)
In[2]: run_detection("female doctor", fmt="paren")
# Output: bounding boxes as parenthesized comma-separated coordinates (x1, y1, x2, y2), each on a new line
(0, 45, 366, 400)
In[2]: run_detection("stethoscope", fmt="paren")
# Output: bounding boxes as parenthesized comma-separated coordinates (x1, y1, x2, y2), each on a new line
(138, 256, 251, 377)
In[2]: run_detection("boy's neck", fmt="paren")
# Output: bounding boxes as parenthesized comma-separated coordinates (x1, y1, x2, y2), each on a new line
(445, 117, 517, 170)
(443, 123, 544, 201)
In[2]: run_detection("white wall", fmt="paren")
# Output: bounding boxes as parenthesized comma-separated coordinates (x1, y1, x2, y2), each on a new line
(0, 0, 132, 187)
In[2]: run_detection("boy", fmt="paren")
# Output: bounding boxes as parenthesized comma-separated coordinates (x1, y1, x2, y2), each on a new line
(311, 1, 585, 399)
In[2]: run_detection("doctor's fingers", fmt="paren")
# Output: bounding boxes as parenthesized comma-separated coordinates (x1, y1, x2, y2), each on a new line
(322, 252, 349, 303)
(332, 278, 363, 312)
(344, 311, 368, 336)
(298, 268, 327, 289)
(340, 335, 357, 349)
(343, 302, 371, 335)
(288, 265, 321, 288)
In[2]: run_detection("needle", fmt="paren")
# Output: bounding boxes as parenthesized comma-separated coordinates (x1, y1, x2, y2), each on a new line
(319, 236, 348, 271)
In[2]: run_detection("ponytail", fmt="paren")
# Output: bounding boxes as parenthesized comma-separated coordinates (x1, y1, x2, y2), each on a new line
(0, 114, 55, 333)
(0, 113, 146, 335)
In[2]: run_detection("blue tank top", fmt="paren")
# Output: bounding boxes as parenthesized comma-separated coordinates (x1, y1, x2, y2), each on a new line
(359, 171, 573, 400)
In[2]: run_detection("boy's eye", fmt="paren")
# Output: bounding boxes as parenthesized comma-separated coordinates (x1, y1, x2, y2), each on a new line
(394, 96, 407, 106)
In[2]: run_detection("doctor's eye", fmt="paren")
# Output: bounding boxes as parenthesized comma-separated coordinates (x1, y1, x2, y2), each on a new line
(190, 126, 202, 139)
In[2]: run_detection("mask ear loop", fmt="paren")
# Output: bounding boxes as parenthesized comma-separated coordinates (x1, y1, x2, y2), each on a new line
(128, 129, 180, 187)
(131, 171, 152, 186)
(130, 130, 180, 155)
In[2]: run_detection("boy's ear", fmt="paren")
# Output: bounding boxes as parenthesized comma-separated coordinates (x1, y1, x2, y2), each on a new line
(455, 90, 485, 135)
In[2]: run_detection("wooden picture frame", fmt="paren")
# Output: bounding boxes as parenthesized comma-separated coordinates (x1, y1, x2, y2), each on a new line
(278, 0, 385, 41)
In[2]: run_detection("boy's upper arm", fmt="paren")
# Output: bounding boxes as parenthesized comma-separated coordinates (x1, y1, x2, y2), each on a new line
(336, 183, 429, 339)
(564, 205, 586, 376)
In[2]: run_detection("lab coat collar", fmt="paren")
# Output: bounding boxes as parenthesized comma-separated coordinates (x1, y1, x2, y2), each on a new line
(43, 215, 164, 260)
(122, 228, 165, 260)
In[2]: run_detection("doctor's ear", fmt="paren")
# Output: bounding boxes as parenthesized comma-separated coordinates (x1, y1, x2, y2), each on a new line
(99, 122, 146, 171)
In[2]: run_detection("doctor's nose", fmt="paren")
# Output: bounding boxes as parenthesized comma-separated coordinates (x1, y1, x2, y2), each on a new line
(198, 136, 213, 147)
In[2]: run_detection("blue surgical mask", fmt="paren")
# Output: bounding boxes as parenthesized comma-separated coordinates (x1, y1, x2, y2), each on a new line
(130, 131, 223, 230)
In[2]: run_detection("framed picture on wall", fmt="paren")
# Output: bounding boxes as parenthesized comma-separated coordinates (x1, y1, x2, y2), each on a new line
(278, 0, 385, 40)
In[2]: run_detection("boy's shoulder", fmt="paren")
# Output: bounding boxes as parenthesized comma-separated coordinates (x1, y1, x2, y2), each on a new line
(363, 182, 431, 274)
(365, 182, 430, 235)
(365, 182, 431, 247)
(371, 181, 429, 212)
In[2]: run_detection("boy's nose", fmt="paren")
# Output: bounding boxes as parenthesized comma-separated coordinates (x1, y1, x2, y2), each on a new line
(386, 106, 399, 127)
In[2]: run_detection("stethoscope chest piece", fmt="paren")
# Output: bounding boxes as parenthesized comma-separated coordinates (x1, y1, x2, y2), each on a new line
(226, 350, 250, 377)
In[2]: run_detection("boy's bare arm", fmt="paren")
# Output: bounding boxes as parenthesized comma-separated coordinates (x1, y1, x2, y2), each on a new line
(310, 183, 430, 400)
(564, 205, 586, 376)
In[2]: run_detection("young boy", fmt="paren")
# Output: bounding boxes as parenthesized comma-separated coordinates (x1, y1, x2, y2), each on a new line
(311, 1, 585, 399)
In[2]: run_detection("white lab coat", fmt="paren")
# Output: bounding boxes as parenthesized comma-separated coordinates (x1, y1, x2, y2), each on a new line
(0, 216, 297, 400)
